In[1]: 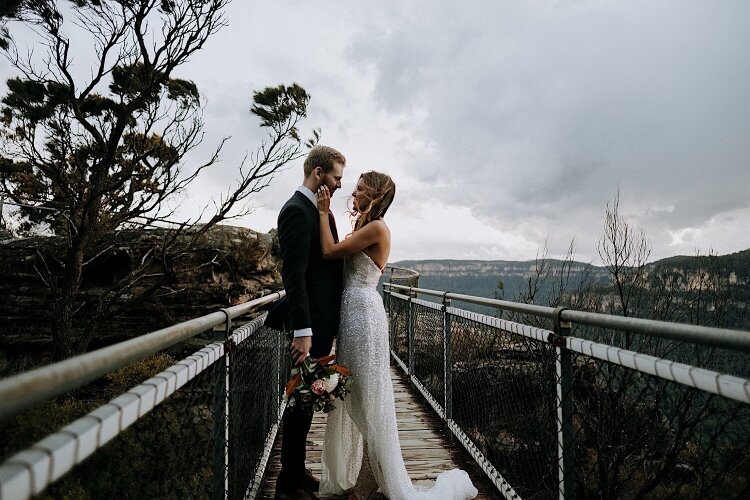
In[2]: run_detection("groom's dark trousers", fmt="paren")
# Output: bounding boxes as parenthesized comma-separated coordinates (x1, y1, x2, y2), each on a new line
(266, 191, 343, 492)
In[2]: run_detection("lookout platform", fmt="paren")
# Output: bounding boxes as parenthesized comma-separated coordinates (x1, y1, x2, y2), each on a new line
(259, 364, 497, 499)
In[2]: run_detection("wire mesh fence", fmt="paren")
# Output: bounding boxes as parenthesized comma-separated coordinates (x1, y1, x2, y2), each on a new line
(387, 292, 411, 369)
(0, 344, 227, 500)
(565, 338, 750, 500)
(384, 289, 750, 500)
(229, 321, 290, 499)
(411, 300, 446, 405)
(0, 310, 290, 500)
(449, 308, 558, 499)
(45, 358, 225, 500)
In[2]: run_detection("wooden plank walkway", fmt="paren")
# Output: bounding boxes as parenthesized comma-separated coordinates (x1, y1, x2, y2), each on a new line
(259, 363, 498, 499)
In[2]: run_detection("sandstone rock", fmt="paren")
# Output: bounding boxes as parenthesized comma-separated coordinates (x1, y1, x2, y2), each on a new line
(0, 225, 282, 349)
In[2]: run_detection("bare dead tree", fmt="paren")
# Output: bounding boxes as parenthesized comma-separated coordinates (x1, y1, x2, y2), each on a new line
(597, 190, 652, 320)
(492, 193, 748, 498)
(576, 194, 747, 499)
(0, 1, 316, 357)
(497, 237, 598, 330)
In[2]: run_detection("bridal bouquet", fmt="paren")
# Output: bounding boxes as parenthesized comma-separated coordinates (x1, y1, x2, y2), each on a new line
(285, 355, 354, 413)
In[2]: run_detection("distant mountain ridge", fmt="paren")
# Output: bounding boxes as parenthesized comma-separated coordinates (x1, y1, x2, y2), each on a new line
(393, 258, 596, 275)
(391, 248, 750, 315)
(395, 248, 750, 275)
(390, 258, 604, 307)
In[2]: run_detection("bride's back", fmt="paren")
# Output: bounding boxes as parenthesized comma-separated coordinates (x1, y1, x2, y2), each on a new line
(343, 251, 384, 289)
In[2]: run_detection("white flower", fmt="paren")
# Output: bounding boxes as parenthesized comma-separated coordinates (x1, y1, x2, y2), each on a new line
(324, 373, 340, 393)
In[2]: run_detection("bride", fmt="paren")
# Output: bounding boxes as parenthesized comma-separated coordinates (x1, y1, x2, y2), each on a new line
(315, 172, 477, 500)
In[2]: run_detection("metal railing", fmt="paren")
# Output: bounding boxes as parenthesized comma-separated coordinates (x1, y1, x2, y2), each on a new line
(0, 292, 289, 500)
(383, 264, 420, 288)
(3, 273, 749, 500)
(383, 282, 750, 500)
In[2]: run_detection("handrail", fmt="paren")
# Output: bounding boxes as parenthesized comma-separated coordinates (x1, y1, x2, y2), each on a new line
(385, 286, 750, 499)
(383, 264, 420, 281)
(383, 283, 750, 353)
(384, 282, 557, 317)
(0, 291, 285, 420)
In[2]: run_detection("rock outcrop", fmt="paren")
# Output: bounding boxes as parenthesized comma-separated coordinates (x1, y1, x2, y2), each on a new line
(0, 225, 282, 348)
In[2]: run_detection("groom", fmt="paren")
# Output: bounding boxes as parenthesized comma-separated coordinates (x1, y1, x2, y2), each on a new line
(267, 145, 346, 499)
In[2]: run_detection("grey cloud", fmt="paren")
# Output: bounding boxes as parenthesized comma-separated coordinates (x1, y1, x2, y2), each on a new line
(344, 0, 750, 258)
(3, 1, 749, 262)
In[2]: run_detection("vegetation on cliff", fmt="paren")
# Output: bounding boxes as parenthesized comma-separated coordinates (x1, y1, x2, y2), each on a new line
(0, 225, 281, 365)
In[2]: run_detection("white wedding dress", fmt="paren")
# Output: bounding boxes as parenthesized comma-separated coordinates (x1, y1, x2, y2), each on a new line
(319, 251, 478, 499)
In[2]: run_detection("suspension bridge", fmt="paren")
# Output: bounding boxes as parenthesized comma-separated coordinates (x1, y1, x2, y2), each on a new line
(0, 266, 748, 499)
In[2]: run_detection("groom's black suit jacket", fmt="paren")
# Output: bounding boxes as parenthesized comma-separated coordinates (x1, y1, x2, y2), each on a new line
(266, 191, 343, 356)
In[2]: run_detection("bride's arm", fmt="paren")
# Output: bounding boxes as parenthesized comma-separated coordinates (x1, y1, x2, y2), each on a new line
(317, 185, 383, 259)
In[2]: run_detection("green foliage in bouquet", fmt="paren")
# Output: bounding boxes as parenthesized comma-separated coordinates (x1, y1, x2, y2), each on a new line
(285, 355, 354, 413)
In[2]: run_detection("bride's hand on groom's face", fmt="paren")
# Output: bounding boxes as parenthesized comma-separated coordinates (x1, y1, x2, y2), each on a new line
(316, 185, 331, 214)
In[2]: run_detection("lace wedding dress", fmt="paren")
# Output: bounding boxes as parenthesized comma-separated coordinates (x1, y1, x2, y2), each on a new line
(319, 251, 478, 500)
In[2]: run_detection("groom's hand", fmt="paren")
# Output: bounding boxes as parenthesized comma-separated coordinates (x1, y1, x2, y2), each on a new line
(291, 336, 312, 366)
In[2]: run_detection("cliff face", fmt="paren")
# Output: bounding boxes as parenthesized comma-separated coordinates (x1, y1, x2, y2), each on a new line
(395, 253, 749, 291)
(396, 259, 603, 279)
(0, 225, 282, 348)
(392, 254, 749, 325)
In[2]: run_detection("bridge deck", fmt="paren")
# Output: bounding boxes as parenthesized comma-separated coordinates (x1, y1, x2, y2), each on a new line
(259, 363, 497, 499)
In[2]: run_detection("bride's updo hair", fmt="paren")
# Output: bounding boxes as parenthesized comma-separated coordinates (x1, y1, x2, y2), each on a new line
(352, 171, 396, 232)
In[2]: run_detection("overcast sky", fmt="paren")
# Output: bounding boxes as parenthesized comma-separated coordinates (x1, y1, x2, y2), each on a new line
(3, 1, 749, 263)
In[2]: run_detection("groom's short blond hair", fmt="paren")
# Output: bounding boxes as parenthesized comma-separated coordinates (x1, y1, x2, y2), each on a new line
(304, 145, 346, 176)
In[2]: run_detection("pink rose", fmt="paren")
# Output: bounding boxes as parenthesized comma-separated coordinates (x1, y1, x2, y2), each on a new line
(311, 379, 326, 396)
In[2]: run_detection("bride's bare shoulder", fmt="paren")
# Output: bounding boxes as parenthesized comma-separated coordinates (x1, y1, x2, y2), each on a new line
(370, 218, 389, 233)
(356, 218, 388, 234)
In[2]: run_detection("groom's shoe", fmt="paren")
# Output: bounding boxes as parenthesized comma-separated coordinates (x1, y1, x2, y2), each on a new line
(274, 485, 319, 500)
(304, 467, 321, 492)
